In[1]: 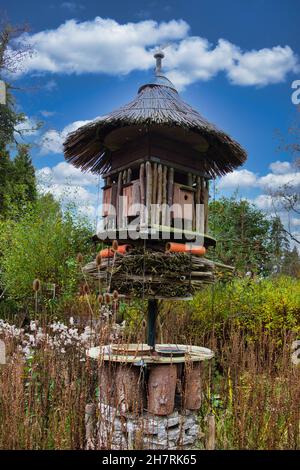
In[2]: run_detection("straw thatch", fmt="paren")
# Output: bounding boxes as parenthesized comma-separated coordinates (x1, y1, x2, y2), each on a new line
(63, 75, 247, 177)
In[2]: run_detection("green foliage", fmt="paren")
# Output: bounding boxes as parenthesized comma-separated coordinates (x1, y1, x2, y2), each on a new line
(209, 196, 289, 275)
(0, 144, 37, 218)
(172, 276, 300, 340)
(0, 194, 94, 312)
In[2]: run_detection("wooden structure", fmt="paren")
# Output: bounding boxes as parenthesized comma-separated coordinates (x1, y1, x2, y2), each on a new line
(64, 51, 246, 241)
(64, 52, 246, 448)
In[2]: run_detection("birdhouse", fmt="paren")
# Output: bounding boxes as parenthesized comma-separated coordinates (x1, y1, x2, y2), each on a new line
(64, 51, 246, 247)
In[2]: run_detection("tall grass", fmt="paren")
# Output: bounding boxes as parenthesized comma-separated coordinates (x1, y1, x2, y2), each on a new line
(0, 317, 299, 449)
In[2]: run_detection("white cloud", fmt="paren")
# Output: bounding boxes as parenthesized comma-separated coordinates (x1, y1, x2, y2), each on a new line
(40, 110, 56, 117)
(259, 171, 300, 190)
(269, 160, 292, 174)
(218, 161, 300, 192)
(252, 194, 274, 211)
(228, 46, 299, 86)
(39, 118, 97, 154)
(15, 116, 40, 136)
(37, 161, 99, 220)
(218, 169, 258, 189)
(44, 79, 57, 91)
(13, 17, 298, 89)
(37, 161, 98, 187)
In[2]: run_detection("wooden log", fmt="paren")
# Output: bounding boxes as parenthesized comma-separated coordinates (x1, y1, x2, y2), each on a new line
(156, 164, 163, 225)
(183, 362, 202, 410)
(195, 176, 202, 233)
(115, 364, 143, 414)
(204, 179, 209, 233)
(139, 163, 145, 225)
(187, 172, 193, 187)
(147, 364, 177, 415)
(116, 172, 122, 228)
(152, 163, 157, 203)
(127, 167, 132, 183)
(152, 163, 158, 225)
(146, 161, 152, 225)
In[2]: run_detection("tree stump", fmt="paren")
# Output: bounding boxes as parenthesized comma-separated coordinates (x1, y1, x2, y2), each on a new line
(183, 362, 202, 410)
(147, 364, 177, 415)
(115, 364, 143, 414)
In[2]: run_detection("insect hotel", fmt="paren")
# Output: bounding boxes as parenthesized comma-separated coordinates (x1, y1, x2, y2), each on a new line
(64, 52, 246, 449)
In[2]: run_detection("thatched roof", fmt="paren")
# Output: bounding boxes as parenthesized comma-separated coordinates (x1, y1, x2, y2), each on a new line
(64, 56, 247, 177)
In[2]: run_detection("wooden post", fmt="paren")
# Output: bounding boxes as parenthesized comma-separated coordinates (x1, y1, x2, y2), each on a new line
(206, 413, 216, 450)
(147, 299, 158, 349)
(148, 364, 177, 415)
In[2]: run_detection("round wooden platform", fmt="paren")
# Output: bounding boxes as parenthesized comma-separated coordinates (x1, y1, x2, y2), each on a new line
(87, 343, 214, 364)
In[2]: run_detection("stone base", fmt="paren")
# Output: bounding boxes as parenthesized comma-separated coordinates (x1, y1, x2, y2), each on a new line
(98, 403, 204, 450)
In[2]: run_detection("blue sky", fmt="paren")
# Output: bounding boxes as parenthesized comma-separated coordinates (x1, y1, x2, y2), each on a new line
(2, 0, 300, 238)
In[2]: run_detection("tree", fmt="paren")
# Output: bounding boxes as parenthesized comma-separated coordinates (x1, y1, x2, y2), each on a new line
(209, 196, 288, 276)
(0, 144, 37, 219)
(281, 247, 300, 278)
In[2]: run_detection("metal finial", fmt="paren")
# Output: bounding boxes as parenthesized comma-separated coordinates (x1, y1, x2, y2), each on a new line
(154, 51, 164, 75)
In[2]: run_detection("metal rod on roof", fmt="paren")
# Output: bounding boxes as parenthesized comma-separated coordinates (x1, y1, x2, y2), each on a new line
(154, 51, 164, 75)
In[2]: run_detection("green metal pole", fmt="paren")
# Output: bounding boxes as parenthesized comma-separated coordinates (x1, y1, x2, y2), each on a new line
(147, 299, 158, 349)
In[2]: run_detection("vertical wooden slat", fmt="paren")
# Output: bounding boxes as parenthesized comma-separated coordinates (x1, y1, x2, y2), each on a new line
(162, 165, 168, 225)
(204, 179, 209, 233)
(156, 164, 163, 225)
(195, 176, 201, 232)
(116, 172, 122, 228)
(146, 161, 152, 225)
(139, 163, 145, 225)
